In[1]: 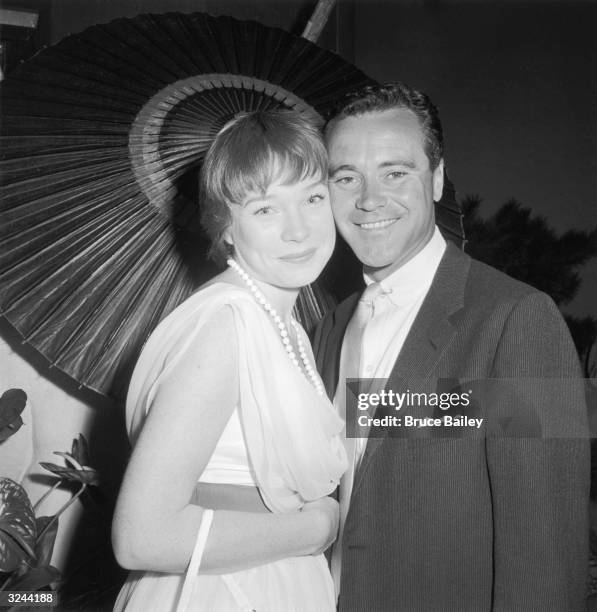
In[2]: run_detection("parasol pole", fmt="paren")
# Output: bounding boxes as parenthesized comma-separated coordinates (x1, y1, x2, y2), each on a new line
(301, 0, 337, 42)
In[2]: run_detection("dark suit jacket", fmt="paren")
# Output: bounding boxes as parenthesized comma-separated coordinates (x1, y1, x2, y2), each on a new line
(313, 243, 589, 612)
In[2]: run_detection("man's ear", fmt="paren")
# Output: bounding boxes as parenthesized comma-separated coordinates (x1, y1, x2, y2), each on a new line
(432, 159, 444, 202)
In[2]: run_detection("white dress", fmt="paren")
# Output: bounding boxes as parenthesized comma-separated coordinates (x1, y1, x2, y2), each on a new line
(114, 283, 347, 612)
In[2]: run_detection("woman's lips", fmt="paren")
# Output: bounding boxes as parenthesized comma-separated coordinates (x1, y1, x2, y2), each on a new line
(278, 248, 317, 262)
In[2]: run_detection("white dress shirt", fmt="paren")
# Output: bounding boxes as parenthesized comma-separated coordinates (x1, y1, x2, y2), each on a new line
(360, 226, 447, 379)
(346, 226, 446, 461)
(331, 226, 447, 596)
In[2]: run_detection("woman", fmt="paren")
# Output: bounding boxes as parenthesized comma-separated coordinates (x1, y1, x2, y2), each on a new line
(112, 110, 347, 611)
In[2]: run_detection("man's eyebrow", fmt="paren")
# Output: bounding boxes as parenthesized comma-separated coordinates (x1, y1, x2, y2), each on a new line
(329, 163, 358, 175)
(329, 160, 418, 175)
(380, 159, 417, 170)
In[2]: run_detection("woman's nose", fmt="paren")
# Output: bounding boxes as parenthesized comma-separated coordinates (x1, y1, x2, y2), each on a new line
(281, 209, 309, 242)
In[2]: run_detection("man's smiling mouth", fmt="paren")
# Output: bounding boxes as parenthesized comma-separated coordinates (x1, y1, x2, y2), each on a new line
(357, 218, 399, 230)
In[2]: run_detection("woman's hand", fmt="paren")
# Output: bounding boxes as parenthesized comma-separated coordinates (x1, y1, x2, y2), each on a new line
(301, 496, 340, 555)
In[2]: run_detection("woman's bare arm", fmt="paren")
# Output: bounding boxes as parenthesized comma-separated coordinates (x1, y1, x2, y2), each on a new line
(112, 307, 338, 574)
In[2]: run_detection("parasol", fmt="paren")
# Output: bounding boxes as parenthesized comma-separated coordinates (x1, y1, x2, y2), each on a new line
(0, 10, 464, 400)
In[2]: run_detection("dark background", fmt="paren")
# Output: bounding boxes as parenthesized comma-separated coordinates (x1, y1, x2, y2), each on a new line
(350, 0, 597, 322)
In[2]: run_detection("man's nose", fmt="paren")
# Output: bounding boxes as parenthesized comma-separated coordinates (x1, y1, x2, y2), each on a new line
(356, 181, 385, 211)
(281, 209, 309, 242)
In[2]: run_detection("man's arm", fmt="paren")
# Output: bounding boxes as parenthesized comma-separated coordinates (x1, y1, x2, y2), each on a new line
(486, 291, 589, 611)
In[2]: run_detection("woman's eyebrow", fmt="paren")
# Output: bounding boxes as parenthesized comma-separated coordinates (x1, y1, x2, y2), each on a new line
(242, 193, 271, 206)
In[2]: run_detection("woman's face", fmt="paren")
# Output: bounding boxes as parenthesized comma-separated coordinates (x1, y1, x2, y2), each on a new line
(224, 173, 336, 289)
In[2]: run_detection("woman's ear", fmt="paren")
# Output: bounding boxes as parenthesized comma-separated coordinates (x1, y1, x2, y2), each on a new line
(223, 224, 234, 247)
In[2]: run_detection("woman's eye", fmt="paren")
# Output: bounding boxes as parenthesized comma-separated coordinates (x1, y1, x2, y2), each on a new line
(307, 194, 326, 204)
(254, 206, 273, 216)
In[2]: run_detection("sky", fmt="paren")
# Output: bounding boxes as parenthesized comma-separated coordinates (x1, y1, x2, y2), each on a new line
(350, 1, 596, 319)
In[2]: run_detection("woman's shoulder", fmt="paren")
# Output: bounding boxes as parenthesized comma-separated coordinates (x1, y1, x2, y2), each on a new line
(190, 277, 258, 307)
(157, 280, 256, 333)
(139, 278, 266, 371)
(126, 282, 248, 440)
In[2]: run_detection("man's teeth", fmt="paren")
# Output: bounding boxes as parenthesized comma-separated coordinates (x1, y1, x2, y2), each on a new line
(359, 219, 397, 230)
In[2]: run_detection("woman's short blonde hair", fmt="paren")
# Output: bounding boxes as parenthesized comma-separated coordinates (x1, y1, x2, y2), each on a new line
(199, 109, 328, 265)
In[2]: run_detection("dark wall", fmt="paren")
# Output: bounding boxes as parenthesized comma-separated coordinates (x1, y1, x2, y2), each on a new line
(3, 0, 348, 64)
(50, 0, 313, 42)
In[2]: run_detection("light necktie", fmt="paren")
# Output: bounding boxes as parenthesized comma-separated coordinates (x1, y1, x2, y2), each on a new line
(331, 282, 385, 595)
(342, 282, 385, 382)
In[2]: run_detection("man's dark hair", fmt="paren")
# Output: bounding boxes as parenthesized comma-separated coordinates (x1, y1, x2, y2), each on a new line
(325, 82, 444, 170)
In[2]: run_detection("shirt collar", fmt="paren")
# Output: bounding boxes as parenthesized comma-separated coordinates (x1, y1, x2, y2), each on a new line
(363, 226, 447, 306)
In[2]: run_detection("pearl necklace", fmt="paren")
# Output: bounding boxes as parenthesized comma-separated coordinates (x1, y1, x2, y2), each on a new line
(227, 258, 324, 396)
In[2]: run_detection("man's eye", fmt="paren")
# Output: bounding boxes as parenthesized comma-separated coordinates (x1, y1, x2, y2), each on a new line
(333, 176, 356, 185)
(387, 171, 406, 180)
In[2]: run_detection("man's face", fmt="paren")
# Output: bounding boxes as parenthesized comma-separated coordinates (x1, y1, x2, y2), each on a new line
(327, 108, 444, 281)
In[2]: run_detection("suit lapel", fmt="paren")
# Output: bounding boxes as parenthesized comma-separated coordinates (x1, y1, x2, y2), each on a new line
(351, 244, 471, 497)
(318, 292, 361, 399)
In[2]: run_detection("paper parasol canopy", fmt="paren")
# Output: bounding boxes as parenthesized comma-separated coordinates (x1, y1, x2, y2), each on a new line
(0, 11, 463, 399)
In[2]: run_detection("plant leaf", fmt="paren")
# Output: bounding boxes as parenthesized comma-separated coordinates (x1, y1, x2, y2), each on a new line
(7, 564, 61, 591)
(0, 389, 27, 425)
(0, 415, 24, 443)
(0, 523, 36, 558)
(0, 527, 31, 574)
(53, 451, 83, 470)
(0, 478, 36, 572)
(34, 516, 58, 567)
(0, 389, 27, 442)
(70, 434, 91, 466)
(38, 463, 100, 487)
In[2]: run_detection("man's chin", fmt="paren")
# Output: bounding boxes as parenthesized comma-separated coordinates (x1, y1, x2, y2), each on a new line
(352, 249, 399, 272)
(359, 249, 416, 280)
(361, 262, 396, 279)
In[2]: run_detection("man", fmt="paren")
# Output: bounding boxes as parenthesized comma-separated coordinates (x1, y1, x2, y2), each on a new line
(314, 82, 589, 611)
